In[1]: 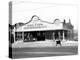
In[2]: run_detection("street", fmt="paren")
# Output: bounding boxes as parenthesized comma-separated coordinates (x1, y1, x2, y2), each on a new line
(11, 46, 78, 59)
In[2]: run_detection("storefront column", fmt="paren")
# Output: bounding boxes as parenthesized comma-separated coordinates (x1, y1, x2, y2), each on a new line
(13, 28, 15, 43)
(22, 32, 24, 41)
(63, 31, 65, 41)
(67, 30, 69, 40)
(58, 32, 60, 39)
(53, 32, 55, 40)
(69, 30, 71, 40)
(28, 33, 30, 41)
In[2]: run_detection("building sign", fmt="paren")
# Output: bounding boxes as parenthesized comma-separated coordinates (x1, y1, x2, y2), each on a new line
(15, 16, 63, 32)
(24, 23, 47, 29)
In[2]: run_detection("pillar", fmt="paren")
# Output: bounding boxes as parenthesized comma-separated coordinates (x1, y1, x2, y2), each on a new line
(63, 31, 65, 41)
(67, 30, 69, 40)
(68, 30, 70, 40)
(13, 27, 15, 43)
(58, 32, 61, 39)
(53, 32, 55, 40)
(22, 32, 24, 41)
(28, 33, 30, 41)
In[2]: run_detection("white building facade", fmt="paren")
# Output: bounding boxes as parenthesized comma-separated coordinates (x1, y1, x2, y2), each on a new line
(13, 15, 74, 42)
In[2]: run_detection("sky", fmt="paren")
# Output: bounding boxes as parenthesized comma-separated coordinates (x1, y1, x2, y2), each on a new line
(12, 1, 78, 30)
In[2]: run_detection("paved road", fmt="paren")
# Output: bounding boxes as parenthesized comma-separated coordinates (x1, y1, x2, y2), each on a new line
(11, 46, 78, 59)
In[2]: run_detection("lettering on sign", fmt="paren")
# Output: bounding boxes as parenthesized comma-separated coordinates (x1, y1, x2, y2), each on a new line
(24, 23, 47, 29)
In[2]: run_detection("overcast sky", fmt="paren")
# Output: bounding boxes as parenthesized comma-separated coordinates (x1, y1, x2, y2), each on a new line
(12, 1, 78, 30)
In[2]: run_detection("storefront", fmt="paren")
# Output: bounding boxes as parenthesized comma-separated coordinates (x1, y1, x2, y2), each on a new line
(13, 15, 73, 42)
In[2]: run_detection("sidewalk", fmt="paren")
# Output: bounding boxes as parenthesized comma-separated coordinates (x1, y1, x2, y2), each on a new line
(12, 40, 78, 48)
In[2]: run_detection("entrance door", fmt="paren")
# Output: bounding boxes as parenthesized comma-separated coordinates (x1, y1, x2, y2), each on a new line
(55, 31, 59, 39)
(37, 32, 45, 41)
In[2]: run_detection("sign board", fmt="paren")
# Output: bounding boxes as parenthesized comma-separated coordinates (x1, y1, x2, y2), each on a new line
(15, 16, 63, 32)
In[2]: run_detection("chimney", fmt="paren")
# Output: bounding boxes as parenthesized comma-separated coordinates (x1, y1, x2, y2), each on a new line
(63, 19, 66, 24)
(69, 19, 71, 24)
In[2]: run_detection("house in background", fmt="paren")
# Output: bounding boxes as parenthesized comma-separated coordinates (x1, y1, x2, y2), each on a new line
(63, 19, 74, 40)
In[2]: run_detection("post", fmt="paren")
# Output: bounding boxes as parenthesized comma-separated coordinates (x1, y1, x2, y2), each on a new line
(58, 32, 60, 39)
(68, 30, 70, 40)
(13, 27, 15, 43)
(67, 30, 69, 40)
(28, 33, 30, 41)
(53, 32, 55, 41)
(63, 31, 65, 41)
(22, 32, 24, 41)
